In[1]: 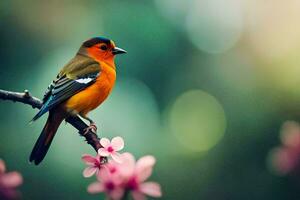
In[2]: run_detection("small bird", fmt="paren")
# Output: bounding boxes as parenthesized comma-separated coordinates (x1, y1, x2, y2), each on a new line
(30, 37, 126, 165)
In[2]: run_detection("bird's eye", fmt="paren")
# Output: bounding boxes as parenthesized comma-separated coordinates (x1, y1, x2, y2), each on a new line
(100, 44, 108, 50)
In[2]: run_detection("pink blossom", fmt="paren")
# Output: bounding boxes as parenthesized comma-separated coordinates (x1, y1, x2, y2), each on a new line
(270, 121, 300, 175)
(0, 159, 23, 200)
(81, 154, 104, 178)
(271, 147, 299, 175)
(104, 159, 120, 175)
(87, 168, 124, 200)
(86, 153, 162, 200)
(119, 153, 162, 200)
(98, 137, 124, 163)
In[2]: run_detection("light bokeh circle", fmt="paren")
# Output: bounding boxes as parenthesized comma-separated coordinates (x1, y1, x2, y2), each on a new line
(185, 0, 244, 54)
(168, 90, 226, 152)
(154, 0, 193, 28)
(246, 0, 300, 60)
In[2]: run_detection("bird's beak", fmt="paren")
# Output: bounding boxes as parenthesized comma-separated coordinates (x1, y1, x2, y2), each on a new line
(112, 47, 127, 55)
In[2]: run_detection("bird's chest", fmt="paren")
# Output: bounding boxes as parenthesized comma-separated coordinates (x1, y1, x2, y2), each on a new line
(65, 67, 116, 115)
(92, 69, 116, 101)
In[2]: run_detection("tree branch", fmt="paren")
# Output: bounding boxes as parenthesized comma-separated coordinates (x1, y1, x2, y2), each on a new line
(0, 89, 102, 152)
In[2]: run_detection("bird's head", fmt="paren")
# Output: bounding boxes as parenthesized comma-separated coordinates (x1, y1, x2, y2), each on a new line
(78, 37, 126, 64)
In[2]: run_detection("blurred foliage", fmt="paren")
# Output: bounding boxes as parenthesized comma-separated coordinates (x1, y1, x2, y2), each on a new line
(1, 0, 300, 199)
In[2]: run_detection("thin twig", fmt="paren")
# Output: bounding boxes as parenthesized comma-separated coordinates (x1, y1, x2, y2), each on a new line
(0, 89, 42, 109)
(0, 89, 102, 152)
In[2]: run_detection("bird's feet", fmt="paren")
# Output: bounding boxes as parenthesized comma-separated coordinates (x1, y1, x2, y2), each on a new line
(83, 122, 97, 135)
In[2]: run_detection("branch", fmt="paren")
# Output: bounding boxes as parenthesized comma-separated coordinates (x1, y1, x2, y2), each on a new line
(0, 89, 41, 109)
(0, 89, 102, 152)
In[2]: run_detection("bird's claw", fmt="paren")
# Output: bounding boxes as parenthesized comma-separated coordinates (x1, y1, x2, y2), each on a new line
(83, 123, 97, 135)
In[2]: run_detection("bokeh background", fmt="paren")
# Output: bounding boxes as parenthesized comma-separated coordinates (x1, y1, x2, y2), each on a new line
(1, 0, 300, 199)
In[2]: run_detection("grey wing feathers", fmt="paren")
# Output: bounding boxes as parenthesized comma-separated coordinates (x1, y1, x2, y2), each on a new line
(31, 55, 101, 121)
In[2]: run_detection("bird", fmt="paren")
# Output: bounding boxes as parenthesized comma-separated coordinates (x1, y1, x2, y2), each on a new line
(29, 37, 126, 165)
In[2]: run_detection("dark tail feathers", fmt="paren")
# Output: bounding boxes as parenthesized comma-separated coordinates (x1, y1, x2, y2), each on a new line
(30, 111, 64, 165)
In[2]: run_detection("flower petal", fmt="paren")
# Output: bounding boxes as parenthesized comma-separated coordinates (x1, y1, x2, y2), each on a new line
(136, 156, 156, 170)
(97, 168, 111, 182)
(140, 182, 162, 197)
(87, 182, 104, 194)
(119, 153, 136, 178)
(109, 188, 124, 200)
(0, 159, 6, 173)
(111, 137, 124, 151)
(138, 168, 153, 183)
(81, 154, 98, 165)
(100, 138, 111, 148)
(98, 148, 110, 157)
(0, 172, 23, 188)
(111, 152, 123, 163)
(131, 191, 146, 200)
(83, 166, 98, 178)
(136, 156, 156, 182)
(105, 160, 119, 174)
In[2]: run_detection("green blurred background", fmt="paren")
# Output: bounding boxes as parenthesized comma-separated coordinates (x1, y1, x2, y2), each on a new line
(1, 0, 300, 199)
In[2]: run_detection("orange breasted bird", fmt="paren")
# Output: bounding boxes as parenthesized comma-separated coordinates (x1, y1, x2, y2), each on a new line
(30, 37, 126, 165)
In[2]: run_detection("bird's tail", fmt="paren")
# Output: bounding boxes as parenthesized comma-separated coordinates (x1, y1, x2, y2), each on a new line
(29, 110, 65, 165)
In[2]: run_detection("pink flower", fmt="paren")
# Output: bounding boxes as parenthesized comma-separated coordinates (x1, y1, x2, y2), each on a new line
(87, 168, 124, 200)
(0, 159, 23, 200)
(119, 153, 162, 200)
(98, 137, 124, 163)
(86, 153, 162, 200)
(269, 121, 300, 175)
(271, 147, 299, 175)
(81, 154, 103, 178)
(104, 159, 120, 175)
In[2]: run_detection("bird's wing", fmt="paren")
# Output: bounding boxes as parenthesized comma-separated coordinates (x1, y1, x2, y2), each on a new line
(32, 55, 101, 121)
